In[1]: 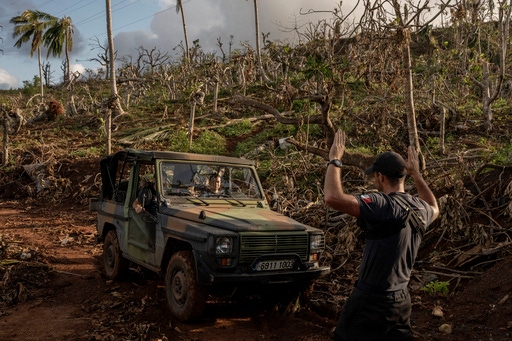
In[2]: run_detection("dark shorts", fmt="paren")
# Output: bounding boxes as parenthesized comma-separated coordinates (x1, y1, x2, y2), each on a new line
(333, 287, 412, 341)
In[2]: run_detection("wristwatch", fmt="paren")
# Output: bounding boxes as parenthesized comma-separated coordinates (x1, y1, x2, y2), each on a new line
(327, 159, 342, 168)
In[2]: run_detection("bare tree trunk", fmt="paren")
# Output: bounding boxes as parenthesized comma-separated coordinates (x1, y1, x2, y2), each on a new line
(38, 47, 44, 104)
(2, 111, 9, 166)
(177, 0, 190, 64)
(181, 9, 190, 63)
(482, 61, 493, 131)
(188, 101, 196, 147)
(105, 107, 112, 156)
(402, 29, 424, 168)
(68, 94, 78, 116)
(252, 0, 270, 83)
(188, 90, 205, 147)
(66, 72, 79, 116)
(253, 0, 262, 80)
(238, 63, 247, 96)
(213, 80, 219, 113)
(105, 0, 124, 118)
(403, 31, 419, 149)
(65, 35, 71, 82)
(484, 0, 511, 132)
(470, 1, 510, 133)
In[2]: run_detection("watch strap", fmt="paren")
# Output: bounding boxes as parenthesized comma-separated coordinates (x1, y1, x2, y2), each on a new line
(327, 159, 342, 168)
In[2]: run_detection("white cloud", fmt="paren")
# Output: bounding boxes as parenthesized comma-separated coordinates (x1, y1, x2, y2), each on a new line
(113, 0, 341, 62)
(69, 63, 87, 82)
(0, 69, 20, 90)
(70, 63, 86, 75)
(3, 0, 354, 84)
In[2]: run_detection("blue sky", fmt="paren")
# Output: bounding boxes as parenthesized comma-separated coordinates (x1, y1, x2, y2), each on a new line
(0, 0, 350, 90)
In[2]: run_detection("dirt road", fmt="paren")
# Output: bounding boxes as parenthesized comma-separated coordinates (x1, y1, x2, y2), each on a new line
(2, 199, 512, 341)
(0, 202, 335, 341)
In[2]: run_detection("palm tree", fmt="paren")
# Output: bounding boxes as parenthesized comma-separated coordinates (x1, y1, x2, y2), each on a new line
(43, 16, 73, 82)
(10, 10, 57, 101)
(176, 0, 190, 64)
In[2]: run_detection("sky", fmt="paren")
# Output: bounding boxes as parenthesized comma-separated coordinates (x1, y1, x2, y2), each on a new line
(0, 0, 353, 90)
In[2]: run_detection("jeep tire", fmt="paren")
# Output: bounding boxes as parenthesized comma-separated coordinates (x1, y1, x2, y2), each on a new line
(165, 251, 207, 322)
(103, 230, 129, 279)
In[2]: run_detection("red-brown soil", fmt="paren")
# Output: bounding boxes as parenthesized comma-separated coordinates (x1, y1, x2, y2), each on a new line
(1, 159, 511, 340)
(0, 201, 337, 341)
(1, 200, 512, 341)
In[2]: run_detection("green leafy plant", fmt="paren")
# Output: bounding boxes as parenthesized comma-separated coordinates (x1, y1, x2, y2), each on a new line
(420, 280, 450, 295)
(218, 119, 254, 137)
(491, 142, 512, 166)
(166, 130, 190, 152)
(70, 146, 101, 158)
(190, 130, 226, 155)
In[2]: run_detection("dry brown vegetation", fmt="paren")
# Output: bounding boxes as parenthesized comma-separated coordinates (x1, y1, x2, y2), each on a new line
(2, 5, 512, 338)
(0, 90, 511, 339)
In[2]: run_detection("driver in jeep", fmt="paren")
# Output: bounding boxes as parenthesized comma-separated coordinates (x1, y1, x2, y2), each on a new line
(133, 178, 158, 215)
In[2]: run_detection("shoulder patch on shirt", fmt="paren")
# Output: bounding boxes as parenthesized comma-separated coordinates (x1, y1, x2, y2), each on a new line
(361, 194, 373, 203)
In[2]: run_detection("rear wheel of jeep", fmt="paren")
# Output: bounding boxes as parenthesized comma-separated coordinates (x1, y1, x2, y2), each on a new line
(165, 251, 207, 322)
(103, 230, 128, 279)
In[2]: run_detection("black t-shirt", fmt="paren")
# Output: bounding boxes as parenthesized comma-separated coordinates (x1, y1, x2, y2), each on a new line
(355, 192, 435, 292)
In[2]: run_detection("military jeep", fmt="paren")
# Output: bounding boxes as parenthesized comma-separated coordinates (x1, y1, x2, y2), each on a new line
(90, 149, 330, 322)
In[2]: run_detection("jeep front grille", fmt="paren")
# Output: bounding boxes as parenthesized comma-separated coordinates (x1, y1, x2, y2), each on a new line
(238, 232, 309, 264)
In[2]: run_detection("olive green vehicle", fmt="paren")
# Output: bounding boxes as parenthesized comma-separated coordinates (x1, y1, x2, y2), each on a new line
(90, 149, 330, 322)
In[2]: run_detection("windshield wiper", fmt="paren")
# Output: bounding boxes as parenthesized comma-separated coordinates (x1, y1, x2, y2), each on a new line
(186, 196, 210, 206)
(221, 195, 246, 207)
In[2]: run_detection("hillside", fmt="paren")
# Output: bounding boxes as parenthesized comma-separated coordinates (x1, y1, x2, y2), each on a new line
(2, 15, 512, 338)
(0, 95, 511, 339)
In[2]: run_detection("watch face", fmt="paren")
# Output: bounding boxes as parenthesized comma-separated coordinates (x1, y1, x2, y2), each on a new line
(330, 159, 342, 167)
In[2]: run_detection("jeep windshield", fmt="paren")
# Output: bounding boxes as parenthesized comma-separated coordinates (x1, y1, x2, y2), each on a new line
(159, 162, 263, 202)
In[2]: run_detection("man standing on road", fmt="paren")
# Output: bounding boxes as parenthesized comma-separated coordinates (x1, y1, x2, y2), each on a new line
(324, 129, 439, 340)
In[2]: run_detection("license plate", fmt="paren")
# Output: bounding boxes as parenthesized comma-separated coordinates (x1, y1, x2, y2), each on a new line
(255, 259, 295, 271)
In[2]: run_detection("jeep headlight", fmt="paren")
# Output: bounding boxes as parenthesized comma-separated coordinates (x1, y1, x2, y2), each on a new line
(215, 236, 233, 255)
(308, 233, 324, 262)
(309, 233, 325, 253)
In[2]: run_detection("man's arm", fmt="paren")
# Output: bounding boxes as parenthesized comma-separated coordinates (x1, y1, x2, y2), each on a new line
(323, 130, 360, 218)
(133, 198, 144, 213)
(406, 146, 440, 220)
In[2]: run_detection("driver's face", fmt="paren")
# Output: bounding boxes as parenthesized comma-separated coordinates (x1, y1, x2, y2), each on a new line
(212, 176, 221, 192)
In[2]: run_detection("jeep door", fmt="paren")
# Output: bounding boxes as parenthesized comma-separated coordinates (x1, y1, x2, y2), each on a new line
(125, 161, 158, 267)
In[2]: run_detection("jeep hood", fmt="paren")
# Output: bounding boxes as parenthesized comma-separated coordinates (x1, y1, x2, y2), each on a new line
(161, 206, 308, 232)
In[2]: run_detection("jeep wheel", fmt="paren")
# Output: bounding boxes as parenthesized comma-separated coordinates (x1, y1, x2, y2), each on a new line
(103, 230, 128, 279)
(165, 251, 207, 322)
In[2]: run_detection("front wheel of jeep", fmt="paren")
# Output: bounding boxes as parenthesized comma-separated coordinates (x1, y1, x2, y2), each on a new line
(165, 251, 207, 322)
(103, 230, 129, 280)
